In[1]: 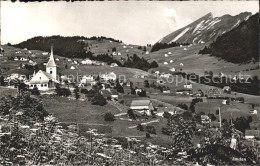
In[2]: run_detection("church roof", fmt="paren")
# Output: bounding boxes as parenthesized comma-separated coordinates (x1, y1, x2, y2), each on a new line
(30, 70, 59, 84)
(46, 46, 57, 67)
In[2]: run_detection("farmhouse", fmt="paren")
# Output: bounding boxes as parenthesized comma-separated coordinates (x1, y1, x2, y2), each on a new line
(130, 99, 154, 116)
(245, 130, 259, 139)
(223, 86, 231, 94)
(184, 83, 192, 89)
(110, 63, 118, 67)
(70, 66, 75, 70)
(29, 46, 59, 90)
(100, 72, 117, 81)
(249, 109, 258, 115)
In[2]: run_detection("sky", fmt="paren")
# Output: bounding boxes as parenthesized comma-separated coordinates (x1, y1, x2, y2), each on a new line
(1, 1, 258, 45)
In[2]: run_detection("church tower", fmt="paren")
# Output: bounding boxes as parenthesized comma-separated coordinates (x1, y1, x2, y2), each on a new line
(46, 46, 57, 79)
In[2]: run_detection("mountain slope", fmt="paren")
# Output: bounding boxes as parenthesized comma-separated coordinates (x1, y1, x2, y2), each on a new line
(199, 13, 259, 63)
(158, 12, 252, 44)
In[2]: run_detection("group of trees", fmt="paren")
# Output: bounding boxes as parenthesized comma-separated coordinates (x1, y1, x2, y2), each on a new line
(151, 42, 189, 52)
(124, 54, 158, 71)
(199, 14, 258, 63)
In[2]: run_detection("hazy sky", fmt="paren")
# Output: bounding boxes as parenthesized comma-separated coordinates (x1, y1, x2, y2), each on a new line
(1, 1, 258, 45)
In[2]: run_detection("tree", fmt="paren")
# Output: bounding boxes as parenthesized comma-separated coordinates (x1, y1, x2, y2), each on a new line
(137, 124, 144, 131)
(91, 92, 107, 106)
(150, 61, 159, 68)
(31, 86, 40, 95)
(138, 90, 146, 97)
(127, 109, 136, 120)
(0, 75, 4, 86)
(74, 86, 80, 100)
(146, 125, 156, 134)
(112, 47, 116, 52)
(163, 111, 171, 119)
(55, 85, 71, 97)
(144, 80, 150, 88)
(166, 114, 196, 150)
(104, 112, 115, 121)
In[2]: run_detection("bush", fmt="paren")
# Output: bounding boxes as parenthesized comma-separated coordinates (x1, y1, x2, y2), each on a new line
(91, 93, 107, 106)
(146, 125, 156, 134)
(163, 111, 171, 119)
(31, 86, 40, 95)
(146, 133, 151, 139)
(137, 124, 144, 131)
(104, 112, 115, 121)
(127, 109, 136, 120)
(55, 86, 71, 97)
(80, 88, 89, 94)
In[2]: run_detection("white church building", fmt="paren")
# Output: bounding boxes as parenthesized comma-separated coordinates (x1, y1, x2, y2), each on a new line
(29, 46, 59, 90)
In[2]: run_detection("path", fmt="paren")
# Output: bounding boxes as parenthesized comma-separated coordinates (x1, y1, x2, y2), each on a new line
(128, 119, 160, 129)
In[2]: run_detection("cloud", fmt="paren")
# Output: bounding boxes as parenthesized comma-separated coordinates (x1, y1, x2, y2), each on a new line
(162, 8, 192, 31)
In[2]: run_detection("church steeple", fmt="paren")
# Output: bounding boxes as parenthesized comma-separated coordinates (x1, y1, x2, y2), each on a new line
(46, 46, 57, 79)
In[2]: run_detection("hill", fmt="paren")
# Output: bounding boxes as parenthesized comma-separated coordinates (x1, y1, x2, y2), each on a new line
(158, 12, 252, 44)
(199, 13, 259, 64)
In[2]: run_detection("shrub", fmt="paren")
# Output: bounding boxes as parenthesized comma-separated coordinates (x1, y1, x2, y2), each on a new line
(91, 93, 107, 106)
(31, 86, 40, 95)
(55, 86, 71, 97)
(104, 112, 115, 121)
(137, 124, 144, 131)
(163, 111, 171, 119)
(146, 125, 156, 134)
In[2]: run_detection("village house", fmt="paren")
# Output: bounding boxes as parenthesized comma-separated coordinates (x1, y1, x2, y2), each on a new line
(249, 109, 258, 115)
(42, 52, 48, 55)
(100, 72, 117, 82)
(176, 89, 192, 95)
(14, 57, 19, 61)
(81, 75, 95, 84)
(201, 115, 211, 124)
(245, 130, 260, 139)
(20, 57, 28, 61)
(110, 63, 118, 67)
(130, 99, 154, 116)
(81, 59, 93, 65)
(223, 86, 231, 94)
(28, 46, 59, 90)
(184, 83, 192, 89)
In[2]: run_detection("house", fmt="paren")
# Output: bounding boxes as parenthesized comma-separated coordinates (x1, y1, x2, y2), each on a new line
(29, 46, 59, 90)
(20, 57, 28, 61)
(154, 71, 160, 75)
(81, 75, 94, 84)
(112, 52, 117, 56)
(14, 57, 19, 61)
(67, 59, 72, 62)
(111, 90, 119, 100)
(201, 115, 211, 124)
(42, 52, 48, 55)
(168, 52, 172, 55)
(176, 89, 191, 95)
(81, 59, 93, 65)
(164, 54, 168, 57)
(222, 100, 230, 105)
(164, 62, 168, 65)
(130, 99, 154, 116)
(245, 130, 259, 139)
(223, 86, 231, 94)
(184, 83, 192, 89)
(56, 58, 60, 61)
(180, 63, 184, 66)
(110, 63, 118, 67)
(160, 73, 172, 78)
(170, 60, 174, 63)
(145, 51, 149, 55)
(184, 48, 187, 51)
(249, 109, 258, 115)
(100, 72, 117, 82)
(169, 68, 175, 72)
(135, 88, 142, 94)
(163, 90, 171, 94)
(117, 52, 121, 56)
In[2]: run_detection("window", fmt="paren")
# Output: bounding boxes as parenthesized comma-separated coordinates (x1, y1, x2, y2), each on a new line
(44, 84, 47, 87)
(34, 85, 36, 87)
(31, 85, 33, 87)
(39, 77, 41, 80)
(41, 84, 43, 87)
(50, 71, 53, 74)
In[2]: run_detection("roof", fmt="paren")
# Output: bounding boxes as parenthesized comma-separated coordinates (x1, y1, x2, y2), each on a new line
(30, 70, 59, 84)
(245, 130, 259, 136)
(130, 100, 151, 107)
(46, 46, 57, 67)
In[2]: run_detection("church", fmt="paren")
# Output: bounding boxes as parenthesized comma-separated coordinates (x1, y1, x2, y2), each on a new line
(29, 46, 60, 90)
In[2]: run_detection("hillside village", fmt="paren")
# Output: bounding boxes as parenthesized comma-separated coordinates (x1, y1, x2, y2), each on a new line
(0, 10, 260, 166)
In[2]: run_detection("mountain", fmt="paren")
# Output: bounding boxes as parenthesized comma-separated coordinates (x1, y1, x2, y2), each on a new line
(158, 12, 252, 44)
(199, 13, 259, 64)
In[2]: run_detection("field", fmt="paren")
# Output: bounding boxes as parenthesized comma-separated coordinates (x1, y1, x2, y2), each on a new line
(0, 87, 17, 98)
